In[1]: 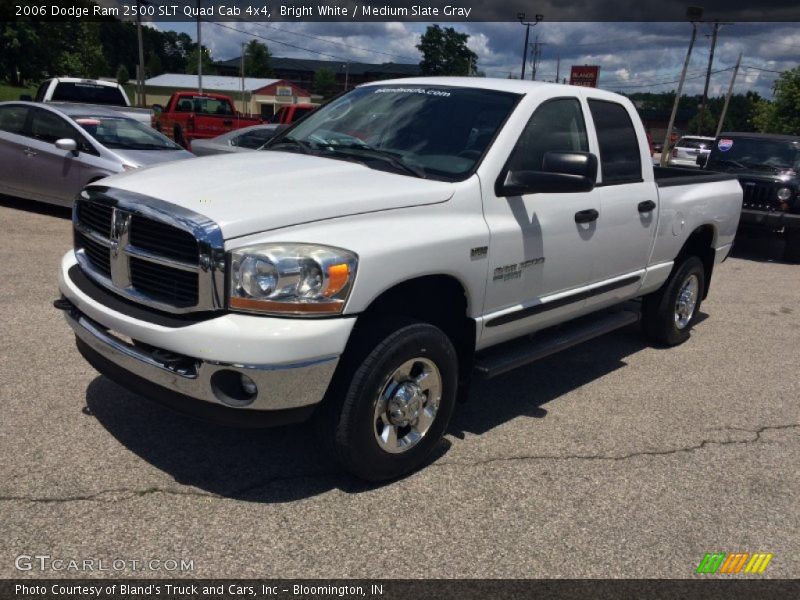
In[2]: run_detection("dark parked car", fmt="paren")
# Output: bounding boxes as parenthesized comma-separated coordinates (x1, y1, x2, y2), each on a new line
(701, 132, 800, 262)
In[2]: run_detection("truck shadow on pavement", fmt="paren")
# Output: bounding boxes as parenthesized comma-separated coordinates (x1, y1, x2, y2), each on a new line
(730, 231, 791, 264)
(85, 319, 706, 502)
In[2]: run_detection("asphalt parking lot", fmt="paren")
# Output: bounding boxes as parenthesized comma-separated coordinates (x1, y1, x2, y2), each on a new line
(0, 196, 797, 579)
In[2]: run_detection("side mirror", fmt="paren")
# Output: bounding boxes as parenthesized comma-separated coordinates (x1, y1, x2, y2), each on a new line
(55, 138, 78, 154)
(498, 151, 598, 196)
(19, 94, 33, 101)
(151, 104, 163, 114)
(696, 154, 708, 168)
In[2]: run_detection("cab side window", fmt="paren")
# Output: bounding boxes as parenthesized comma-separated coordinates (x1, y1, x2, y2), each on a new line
(588, 100, 642, 184)
(0, 105, 30, 135)
(507, 98, 589, 173)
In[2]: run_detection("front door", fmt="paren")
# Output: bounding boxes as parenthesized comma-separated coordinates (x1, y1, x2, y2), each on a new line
(481, 96, 602, 347)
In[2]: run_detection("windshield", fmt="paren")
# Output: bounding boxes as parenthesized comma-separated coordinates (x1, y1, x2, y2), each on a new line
(73, 116, 181, 150)
(267, 85, 520, 181)
(707, 136, 800, 172)
(52, 82, 127, 106)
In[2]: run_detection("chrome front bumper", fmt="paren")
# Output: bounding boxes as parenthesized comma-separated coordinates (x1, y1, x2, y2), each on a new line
(64, 306, 339, 413)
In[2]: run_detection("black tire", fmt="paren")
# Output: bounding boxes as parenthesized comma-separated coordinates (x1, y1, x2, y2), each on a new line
(324, 318, 458, 482)
(783, 228, 800, 263)
(641, 256, 705, 346)
(174, 126, 187, 148)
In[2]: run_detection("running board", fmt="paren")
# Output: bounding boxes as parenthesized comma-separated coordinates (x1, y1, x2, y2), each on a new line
(474, 308, 640, 379)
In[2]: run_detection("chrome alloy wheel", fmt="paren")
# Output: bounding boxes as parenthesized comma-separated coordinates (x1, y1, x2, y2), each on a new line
(674, 274, 700, 330)
(373, 358, 442, 454)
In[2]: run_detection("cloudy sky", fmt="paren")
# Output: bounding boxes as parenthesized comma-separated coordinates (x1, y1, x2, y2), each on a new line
(157, 21, 799, 98)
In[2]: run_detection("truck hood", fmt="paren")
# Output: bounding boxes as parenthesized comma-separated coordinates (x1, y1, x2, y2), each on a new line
(93, 151, 455, 239)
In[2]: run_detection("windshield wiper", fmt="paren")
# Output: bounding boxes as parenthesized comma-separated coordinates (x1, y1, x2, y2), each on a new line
(327, 144, 427, 179)
(266, 137, 316, 155)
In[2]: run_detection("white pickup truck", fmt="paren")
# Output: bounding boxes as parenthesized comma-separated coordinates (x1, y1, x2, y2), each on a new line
(56, 78, 742, 481)
(31, 78, 152, 126)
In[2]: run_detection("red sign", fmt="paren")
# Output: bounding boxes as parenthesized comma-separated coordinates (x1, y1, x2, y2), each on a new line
(570, 66, 600, 87)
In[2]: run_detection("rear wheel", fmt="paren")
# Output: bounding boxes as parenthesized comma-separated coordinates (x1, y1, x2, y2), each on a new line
(325, 318, 458, 481)
(641, 256, 705, 346)
(784, 228, 800, 263)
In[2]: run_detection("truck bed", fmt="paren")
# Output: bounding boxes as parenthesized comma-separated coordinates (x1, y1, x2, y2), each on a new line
(653, 165, 737, 187)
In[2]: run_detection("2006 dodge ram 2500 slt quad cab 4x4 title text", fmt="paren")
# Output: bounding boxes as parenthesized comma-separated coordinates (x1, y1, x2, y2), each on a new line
(56, 78, 742, 481)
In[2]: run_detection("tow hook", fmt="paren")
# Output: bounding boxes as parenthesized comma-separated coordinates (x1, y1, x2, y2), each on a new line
(53, 296, 74, 311)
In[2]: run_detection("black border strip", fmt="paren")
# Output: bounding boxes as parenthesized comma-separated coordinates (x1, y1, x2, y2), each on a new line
(486, 275, 641, 327)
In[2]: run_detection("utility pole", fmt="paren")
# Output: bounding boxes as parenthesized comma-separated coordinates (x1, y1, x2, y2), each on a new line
(517, 13, 543, 80)
(196, 0, 202, 93)
(530, 36, 544, 81)
(240, 42, 246, 114)
(661, 7, 703, 167)
(555, 54, 560, 83)
(697, 20, 720, 135)
(135, 0, 148, 107)
(715, 52, 742, 138)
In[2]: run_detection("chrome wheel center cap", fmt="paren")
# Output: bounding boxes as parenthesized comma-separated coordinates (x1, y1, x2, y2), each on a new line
(387, 382, 424, 426)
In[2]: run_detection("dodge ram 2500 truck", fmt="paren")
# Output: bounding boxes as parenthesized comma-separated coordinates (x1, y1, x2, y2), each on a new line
(56, 78, 742, 481)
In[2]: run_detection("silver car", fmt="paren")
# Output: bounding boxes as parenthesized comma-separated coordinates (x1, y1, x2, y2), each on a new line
(0, 101, 193, 207)
(668, 135, 715, 168)
(190, 124, 285, 157)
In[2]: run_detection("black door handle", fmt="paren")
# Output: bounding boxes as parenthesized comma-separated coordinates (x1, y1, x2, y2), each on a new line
(574, 209, 599, 224)
(638, 200, 656, 213)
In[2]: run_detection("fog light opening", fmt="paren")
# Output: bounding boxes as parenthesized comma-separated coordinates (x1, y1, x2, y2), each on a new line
(210, 369, 258, 407)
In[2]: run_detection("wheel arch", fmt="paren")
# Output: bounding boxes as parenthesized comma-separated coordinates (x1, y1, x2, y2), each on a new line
(677, 224, 716, 299)
(349, 274, 477, 393)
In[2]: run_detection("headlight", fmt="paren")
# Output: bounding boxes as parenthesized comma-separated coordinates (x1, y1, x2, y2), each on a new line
(776, 187, 793, 201)
(229, 244, 357, 315)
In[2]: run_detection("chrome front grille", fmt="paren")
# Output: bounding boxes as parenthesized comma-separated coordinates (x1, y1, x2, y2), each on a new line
(73, 188, 225, 313)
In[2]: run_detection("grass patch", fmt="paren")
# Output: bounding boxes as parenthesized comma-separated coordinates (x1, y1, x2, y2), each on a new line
(0, 82, 37, 102)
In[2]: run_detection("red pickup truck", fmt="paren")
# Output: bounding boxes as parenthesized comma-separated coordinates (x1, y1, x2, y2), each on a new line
(270, 103, 317, 125)
(153, 92, 263, 149)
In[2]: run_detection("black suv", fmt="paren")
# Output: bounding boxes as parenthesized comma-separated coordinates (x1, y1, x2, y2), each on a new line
(702, 132, 800, 262)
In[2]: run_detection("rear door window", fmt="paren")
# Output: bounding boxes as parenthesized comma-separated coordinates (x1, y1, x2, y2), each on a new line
(0, 105, 30, 135)
(588, 99, 642, 184)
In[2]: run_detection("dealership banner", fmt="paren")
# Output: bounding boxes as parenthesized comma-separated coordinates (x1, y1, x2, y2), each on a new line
(3, 579, 800, 599)
(569, 66, 600, 87)
(4, 0, 800, 22)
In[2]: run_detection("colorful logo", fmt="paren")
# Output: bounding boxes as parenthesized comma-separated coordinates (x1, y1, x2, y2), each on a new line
(696, 552, 774, 574)
(718, 138, 734, 152)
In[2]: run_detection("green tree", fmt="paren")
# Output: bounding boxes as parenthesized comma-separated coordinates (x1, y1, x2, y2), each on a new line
(313, 68, 337, 99)
(185, 46, 215, 76)
(146, 54, 163, 78)
(752, 66, 800, 135)
(244, 40, 272, 77)
(416, 25, 477, 76)
(116, 64, 129, 85)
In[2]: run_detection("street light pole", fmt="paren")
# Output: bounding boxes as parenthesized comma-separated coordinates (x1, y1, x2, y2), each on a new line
(517, 13, 543, 80)
(697, 20, 720, 134)
(661, 7, 703, 167)
(196, 0, 202, 94)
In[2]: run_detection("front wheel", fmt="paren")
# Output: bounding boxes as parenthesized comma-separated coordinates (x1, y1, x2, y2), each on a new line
(328, 319, 458, 481)
(641, 256, 705, 346)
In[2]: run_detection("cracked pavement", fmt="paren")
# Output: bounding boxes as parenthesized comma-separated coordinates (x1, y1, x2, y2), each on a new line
(1, 198, 798, 578)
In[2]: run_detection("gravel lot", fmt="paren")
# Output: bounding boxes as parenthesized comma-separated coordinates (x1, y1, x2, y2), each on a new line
(1, 196, 797, 579)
